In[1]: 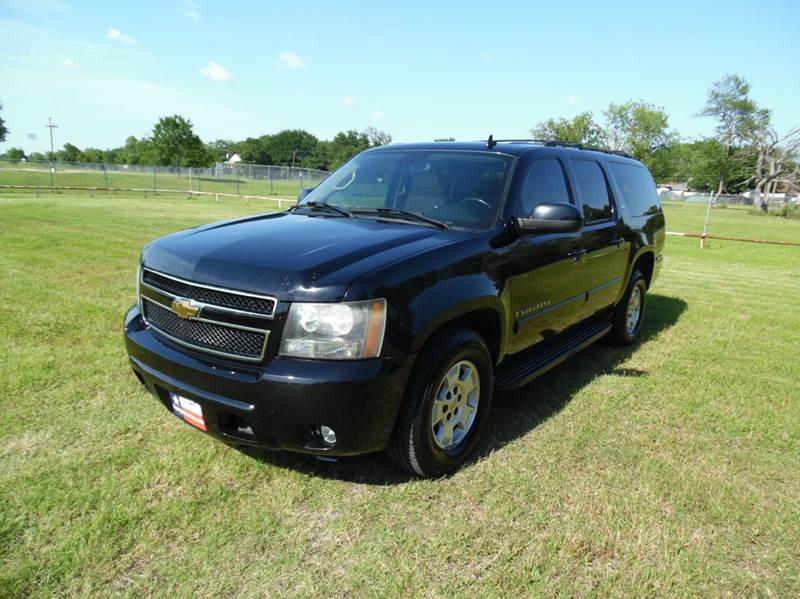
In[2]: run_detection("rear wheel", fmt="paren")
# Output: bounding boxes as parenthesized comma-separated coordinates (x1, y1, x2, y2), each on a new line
(387, 327, 493, 477)
(608, 270, 647, 346)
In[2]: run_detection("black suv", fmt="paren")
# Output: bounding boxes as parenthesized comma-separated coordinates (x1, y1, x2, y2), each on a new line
(124, 140, 665, 476)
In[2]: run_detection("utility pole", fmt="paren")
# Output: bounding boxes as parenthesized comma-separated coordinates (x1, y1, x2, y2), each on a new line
(46, 117, 58, 193)
(292, 149, 297, 169)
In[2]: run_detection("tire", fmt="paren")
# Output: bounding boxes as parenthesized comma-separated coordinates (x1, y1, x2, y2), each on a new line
(608, 270, 647, 346)
(387, 327, 493, 477)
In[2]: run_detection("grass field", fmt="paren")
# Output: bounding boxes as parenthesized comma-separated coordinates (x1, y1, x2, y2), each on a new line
(0, 161, 324, 199)
(1, 193, 798, 597)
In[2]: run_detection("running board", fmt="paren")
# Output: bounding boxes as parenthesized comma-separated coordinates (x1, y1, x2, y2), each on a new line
(495, 320, 612, 391)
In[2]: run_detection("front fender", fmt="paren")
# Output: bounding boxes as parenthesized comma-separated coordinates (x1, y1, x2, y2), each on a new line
(405, 274, 507, 355)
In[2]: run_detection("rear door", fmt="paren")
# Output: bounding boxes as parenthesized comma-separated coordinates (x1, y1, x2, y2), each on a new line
(569, 158, 629, 319)
(507, 156, 588, 353)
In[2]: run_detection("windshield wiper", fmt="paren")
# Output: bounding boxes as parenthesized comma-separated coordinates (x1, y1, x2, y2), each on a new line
(289, 201, 351, 217)
(353, 207, 450, 230)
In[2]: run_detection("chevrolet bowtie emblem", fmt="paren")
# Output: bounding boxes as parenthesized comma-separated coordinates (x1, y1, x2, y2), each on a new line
(171, 298, 201, 319)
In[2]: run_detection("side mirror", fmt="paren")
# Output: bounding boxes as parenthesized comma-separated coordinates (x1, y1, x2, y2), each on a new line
(515, 202, 583, 235)
(297, 187, 315, 203)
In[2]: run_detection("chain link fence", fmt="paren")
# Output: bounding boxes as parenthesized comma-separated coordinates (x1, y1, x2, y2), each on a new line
(660, 190, 798, 206)
(0, 159, 329, 201)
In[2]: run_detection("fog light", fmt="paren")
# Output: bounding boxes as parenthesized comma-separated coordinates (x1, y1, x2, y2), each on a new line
(320, 425, 337, 446)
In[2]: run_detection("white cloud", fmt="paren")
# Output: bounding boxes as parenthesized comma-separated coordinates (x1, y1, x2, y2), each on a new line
(200, 60, 233, 81)
(181, 0, 201, 20)
(107, 28, 136, 45)
(61, 56, 78, 69)
(277, 50, 306, 69)
(371, 111, 384, 119)
(343, 96, 355, 107)
(566, 95, 580, 107)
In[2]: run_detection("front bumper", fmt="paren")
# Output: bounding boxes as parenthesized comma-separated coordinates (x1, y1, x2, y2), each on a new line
(124, 305, 415, 456)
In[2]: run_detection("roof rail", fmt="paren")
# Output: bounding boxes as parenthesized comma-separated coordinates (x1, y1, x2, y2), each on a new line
(482, 138, 633, 159)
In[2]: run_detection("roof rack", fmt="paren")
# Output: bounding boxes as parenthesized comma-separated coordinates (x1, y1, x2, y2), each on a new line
(483, 138, 633, 159)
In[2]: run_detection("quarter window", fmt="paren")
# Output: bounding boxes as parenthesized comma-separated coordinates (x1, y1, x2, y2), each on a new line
(519, 158, 571, 216)
(572, 159, 613, 223)
(609, 162, 661, 216)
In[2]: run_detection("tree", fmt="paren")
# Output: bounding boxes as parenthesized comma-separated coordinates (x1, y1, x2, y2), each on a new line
(56, 142, 82, 163)
(699, 74, 770, 194)
(531, 112, 605, 146)
(263, 129, 319, 166)
(118, 135, 154, 165)
(327, 130, 372, 169)
(604, 101, 674, 154)
(206, 139, 235, 163)
(151, 115, 212, 167)
(365, 126, 392, 147)
(0, 102, 7, 143)
(750, 127, 800, 212)
(671, 139, 755, 192)
(79, 147, 115, 164)
(3, 147, 25, 162)
(233, 136, 272, 165)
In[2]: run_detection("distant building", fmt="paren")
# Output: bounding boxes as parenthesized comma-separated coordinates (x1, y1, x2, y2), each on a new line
(224, 153, 242, 168)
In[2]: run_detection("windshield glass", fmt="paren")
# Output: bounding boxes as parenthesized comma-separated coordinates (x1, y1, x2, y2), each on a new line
(299, 150, 514, 229)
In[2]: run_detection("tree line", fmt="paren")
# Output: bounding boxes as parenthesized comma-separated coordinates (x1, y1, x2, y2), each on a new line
(531, 74, 798, 211)
(1, 73, 797, 210)
(0, 114, 392, 173)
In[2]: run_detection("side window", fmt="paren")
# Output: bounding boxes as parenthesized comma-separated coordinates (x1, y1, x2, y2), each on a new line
(519, 158, 571, 216)
(572, 159, 613, 223)
(608, 162, 661, 216)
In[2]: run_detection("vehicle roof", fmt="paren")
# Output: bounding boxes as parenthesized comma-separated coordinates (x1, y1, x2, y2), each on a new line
(367, 140, 643, 165)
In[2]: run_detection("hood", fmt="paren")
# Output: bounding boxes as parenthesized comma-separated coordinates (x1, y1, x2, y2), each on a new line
(143, 212, 457, 301)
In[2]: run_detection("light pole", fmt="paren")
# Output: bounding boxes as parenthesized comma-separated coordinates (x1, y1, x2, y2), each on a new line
(292, 149, 297, 169)
(46, 117, 58, 193)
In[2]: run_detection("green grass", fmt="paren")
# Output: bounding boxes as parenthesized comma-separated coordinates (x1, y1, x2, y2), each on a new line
(663, 200, 800, 243)
(0, 162, 324, 199)
(1, 193, 798, 597)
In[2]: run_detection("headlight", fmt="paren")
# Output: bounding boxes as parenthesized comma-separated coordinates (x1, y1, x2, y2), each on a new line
(280, 299, 386, 360)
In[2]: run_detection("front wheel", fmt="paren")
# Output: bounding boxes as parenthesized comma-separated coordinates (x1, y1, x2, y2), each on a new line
(608, 270, 647, 346)
(387, 327, 493, 477)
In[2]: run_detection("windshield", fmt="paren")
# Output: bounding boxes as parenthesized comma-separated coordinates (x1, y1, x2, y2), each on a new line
(299, 150, 514, 229)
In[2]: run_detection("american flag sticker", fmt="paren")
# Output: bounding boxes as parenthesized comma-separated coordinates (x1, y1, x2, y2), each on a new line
(169, 392, 207, 431)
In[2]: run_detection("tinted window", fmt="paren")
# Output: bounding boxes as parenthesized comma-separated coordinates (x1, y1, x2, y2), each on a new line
(572, 160, 613, 222)
(519, 158, 571, 216)
(609, 162, 661, 216)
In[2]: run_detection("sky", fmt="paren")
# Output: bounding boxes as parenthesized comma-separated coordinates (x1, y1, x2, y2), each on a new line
(2, 0, 799, 154)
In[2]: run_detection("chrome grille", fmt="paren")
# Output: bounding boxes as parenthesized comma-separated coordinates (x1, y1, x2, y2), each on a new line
(142, 269, 276, 317)
(139, 267, 274, 362)
(142, 299, 267, 360)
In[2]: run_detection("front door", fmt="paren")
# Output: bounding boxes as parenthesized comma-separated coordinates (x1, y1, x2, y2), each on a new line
(507, 156, 588, 354)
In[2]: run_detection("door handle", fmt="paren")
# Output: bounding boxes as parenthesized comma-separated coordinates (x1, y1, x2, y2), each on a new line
(567, 248, 586, 262)
(610, 237, 625, 247)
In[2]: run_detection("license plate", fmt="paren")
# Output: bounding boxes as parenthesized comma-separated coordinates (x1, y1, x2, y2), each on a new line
(169, 392, 207, 431)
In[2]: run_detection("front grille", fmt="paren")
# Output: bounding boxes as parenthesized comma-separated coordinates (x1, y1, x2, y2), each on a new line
(143, 299, 267, 360)
(142, 269, 276, 316)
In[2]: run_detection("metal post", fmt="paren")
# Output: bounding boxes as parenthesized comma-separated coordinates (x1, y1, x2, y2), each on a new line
(46, 117, 58, 193)
(153, 165, 157, 192)
(103, 163, 108, 193)
(188, 167, 192, 194)
(701, 191, 714, 249)
(237, 168, 240, 198)
(269, 165, 273, 195)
